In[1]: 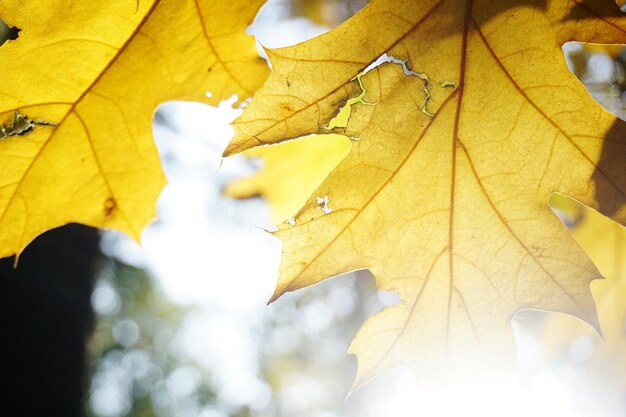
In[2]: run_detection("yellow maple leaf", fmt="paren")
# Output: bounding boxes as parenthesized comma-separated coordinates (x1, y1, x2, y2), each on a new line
(0, 0, 268, 259)
(224, 0, 626, 386)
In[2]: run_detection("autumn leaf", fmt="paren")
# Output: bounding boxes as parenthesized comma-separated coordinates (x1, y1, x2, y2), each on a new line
(542, 194, 626, 408)
(547, 194, 626, 345)
(225, 134, 351, 224)
(224, 0, 626, 386)
(0, 0, 268, 259)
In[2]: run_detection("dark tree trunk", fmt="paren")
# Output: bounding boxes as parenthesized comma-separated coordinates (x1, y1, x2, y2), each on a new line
(0, 225, 100, 417)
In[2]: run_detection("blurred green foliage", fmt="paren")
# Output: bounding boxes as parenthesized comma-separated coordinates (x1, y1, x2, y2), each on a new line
(87, 261, 217, 417)
(87, 259, 384, 417)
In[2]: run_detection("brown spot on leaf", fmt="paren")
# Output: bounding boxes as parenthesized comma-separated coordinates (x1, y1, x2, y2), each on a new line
(104, 197, 116, 217)
(281, 103, 294, 112)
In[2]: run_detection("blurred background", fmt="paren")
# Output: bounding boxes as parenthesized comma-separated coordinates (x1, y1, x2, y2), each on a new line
(1, 1, 626, 417)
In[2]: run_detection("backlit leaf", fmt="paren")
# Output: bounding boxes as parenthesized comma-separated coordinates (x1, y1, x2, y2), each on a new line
(225, 0, 626, 386)
(0, 0, 268, 258)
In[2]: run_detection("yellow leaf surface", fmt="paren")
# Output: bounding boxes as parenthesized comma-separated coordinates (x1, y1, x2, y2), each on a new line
(225, 134, 351, 224)
(542, 194, 626, 409)
(225, 0, 626, 386)
(0, 0, 268, 258)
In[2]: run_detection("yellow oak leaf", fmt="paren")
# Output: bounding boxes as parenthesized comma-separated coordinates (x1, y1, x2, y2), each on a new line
(0, 0, 268, 258)
(224, 0, 626, 386)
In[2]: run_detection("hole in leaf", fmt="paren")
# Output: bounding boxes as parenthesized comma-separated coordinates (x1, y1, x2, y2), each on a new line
(0, 17, 20, 47)
(1, 112, 57, 141)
